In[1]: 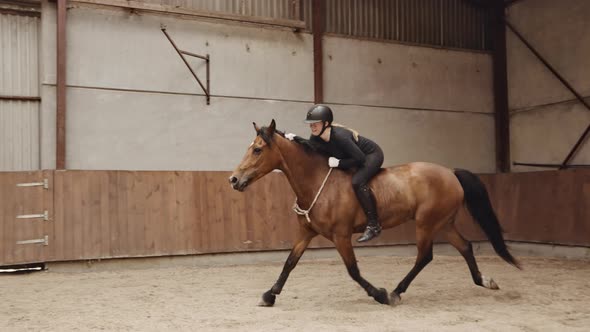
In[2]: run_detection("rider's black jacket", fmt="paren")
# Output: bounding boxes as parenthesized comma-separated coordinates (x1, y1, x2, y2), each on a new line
(309, 126, 381, 170)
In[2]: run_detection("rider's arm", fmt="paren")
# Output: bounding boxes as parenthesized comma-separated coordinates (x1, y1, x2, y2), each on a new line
(333, 131, 366, 169)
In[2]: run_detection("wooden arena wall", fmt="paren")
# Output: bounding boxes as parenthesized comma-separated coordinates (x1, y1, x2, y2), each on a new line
(1, 169, 588, 266)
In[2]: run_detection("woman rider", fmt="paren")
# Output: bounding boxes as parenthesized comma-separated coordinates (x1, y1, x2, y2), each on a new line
(292, 104, 385, 242)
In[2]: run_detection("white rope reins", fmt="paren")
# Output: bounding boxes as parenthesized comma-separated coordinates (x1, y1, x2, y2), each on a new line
(292, 168, 333, 223)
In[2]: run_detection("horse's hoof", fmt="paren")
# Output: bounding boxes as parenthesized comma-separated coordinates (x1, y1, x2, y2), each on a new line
(389, 292, 402, 306)
(482, 276, 500, 290)
(258, 290, 276, 307)
(374, 288, 390, 305)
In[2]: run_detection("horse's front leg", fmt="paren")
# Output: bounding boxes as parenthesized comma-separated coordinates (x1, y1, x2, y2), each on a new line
(259, 226, 317, 307)
(333, 235, 390, 305)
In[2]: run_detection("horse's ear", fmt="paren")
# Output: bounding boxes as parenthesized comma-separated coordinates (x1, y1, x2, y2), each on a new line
(267, 119, 276, 134)
(253, 122, 261, 134)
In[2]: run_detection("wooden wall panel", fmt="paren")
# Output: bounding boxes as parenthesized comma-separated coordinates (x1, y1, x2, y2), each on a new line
(498, 170, 590, 246)
(0, 173, 13, 263)
(0, 171, 51, 265)
(448, 170, 590, 246)
(2, 168, 589, 266)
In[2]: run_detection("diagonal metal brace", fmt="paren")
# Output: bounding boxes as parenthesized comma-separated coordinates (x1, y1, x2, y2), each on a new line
(505, 19, 590, 169)
(161, 25, 210, 105)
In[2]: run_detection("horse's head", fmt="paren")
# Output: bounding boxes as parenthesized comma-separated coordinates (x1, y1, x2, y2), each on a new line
(229, 119, 283, 191)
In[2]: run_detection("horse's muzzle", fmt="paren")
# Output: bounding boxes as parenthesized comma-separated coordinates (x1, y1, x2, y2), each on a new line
(228, 175, 248, 192)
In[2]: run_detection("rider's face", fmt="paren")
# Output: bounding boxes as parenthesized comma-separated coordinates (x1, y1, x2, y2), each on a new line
(309, 122, 324, 136)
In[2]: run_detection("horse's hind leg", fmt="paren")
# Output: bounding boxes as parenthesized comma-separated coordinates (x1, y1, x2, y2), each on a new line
(445, 224, 499, 290)
(259, 226, 317, 307)
(333, 235, 390, 305)
(390, 227, 434, 305)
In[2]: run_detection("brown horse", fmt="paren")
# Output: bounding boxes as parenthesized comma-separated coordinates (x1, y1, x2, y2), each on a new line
(229, 119, 520, 306)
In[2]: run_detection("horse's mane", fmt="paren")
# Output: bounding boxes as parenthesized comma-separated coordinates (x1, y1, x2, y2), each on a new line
(258, 126, 327, 157)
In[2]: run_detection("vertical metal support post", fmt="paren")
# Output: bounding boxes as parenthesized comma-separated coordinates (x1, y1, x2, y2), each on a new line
(206, 54, 210, 105)
(492, 4, 510, 172)
(56, 0, 67, 169)
(312, 0, 325, 104)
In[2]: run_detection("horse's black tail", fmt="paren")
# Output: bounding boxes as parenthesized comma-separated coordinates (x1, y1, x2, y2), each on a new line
(454, 169, 521, 269)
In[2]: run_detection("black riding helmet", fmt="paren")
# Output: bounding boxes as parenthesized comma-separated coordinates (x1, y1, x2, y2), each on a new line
(304, 104, 333, 136)
(305, 104, 333, 124)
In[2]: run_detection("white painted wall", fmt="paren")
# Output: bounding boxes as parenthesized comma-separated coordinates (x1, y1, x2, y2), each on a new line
(508, 0, 590, 170)
(39, 1, 496, 172)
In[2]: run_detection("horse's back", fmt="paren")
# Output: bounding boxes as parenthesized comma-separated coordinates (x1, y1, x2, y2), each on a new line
(374, 162, 458, 194)
(371, 162, 464, 222)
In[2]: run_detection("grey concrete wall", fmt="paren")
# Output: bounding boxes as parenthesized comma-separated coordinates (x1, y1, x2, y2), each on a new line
(39, 1, 495, 172)
(323, 37, 495, 171)
(507, 0, 590, 171)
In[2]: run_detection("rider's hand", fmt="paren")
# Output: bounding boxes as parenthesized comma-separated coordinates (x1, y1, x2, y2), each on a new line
(285, 133, 296, 141)
(328, 157, 340, 168)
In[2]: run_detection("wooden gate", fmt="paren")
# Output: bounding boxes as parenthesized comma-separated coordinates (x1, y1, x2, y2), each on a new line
(0, 171, 53, 265)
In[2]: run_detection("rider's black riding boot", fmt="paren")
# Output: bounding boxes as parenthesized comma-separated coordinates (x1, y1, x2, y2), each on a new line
(355, 185, 382, 243)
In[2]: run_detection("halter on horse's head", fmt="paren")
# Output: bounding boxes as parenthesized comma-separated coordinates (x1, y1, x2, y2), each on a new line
(229, 119, 285, 192)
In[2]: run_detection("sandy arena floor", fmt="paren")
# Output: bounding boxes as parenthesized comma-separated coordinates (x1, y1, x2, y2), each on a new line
(1, 255, 589, 331)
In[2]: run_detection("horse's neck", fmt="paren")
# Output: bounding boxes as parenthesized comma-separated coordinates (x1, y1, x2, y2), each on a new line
(276, 138, 330, 207)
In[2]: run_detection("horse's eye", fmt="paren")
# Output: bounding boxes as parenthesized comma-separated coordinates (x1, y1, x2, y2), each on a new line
(253, 147, 262, 154)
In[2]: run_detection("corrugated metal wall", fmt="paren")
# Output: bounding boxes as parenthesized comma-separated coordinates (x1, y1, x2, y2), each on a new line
(323, 0, 492, 51)
(0, 13, 40, 171)
(138, 1, 490, 51)
(143, 0, 302, 20)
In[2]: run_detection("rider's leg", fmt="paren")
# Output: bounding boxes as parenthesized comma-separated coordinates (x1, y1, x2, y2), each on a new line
(354, 181, 381, 242)
(353, 151, 384, 243)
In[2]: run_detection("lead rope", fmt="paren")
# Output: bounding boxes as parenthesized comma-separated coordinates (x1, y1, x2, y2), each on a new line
(292, 168, 333, 223)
